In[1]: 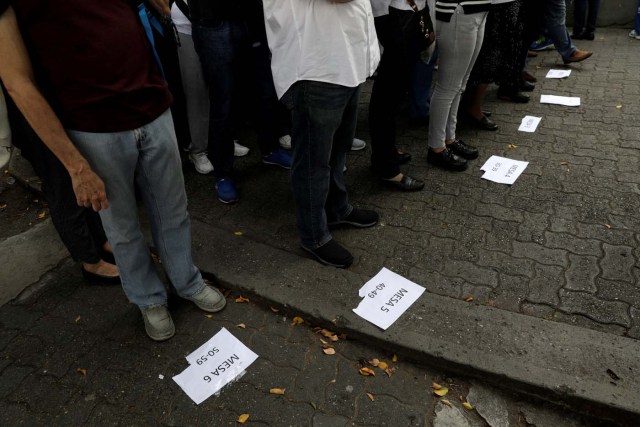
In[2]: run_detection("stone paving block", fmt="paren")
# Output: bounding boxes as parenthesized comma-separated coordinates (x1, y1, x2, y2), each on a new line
(544, 232, 603, 257)
(558, 289, 631, 327)
(596, 278, 640, 309)
(485, 220, 518, 253)
(599, 244, 635, 283)
(312, 413, 351, 427)
(527, 265, 565, 307)
(353, 393, 426, 426)
(321, 358, 366, 418)
(9, 374, 74, 413)
(628, 307, 640, 340)
(490, 273, 529, 312)
(409, 268, 463, 299)
(49, 391, 99, 426)
(477, 249, 535, 278)
(517, 211, 550, 244)
(512, 241, 568, 268)
(564, 254, 600, 293)
(440, 259, 499, 288)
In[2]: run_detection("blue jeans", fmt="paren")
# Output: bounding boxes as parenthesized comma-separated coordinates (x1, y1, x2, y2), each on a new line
(192, 20, 281, 178)
(573, 0, 600, 35)
(68, 110, 204, 308)
(408, 47, 438, 121)
(544, 0, 576, 60)
(636, 0, 640, 33)
(281, 81, 357, 250)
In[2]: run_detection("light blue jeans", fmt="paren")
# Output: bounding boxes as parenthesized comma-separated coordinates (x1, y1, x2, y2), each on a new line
(544, 0, 576, 60)
(67, 110, 205, 308)
(428, 7, 487, 149)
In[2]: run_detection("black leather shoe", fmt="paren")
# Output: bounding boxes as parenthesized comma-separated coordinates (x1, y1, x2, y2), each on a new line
(521, 80, 535, 92)
(302, 239, 353, 268)
(81, 267, 121, 285)
(482, 110, 492, 118)
(383, 174, 424, 191)
(427, 148, 468, 171)
(328, 208, 379, 228)
(447, 139, 479, 160)
(498, 90, 530, 103)
(469, 114, 498, 131)
(397, 151, 412, 165)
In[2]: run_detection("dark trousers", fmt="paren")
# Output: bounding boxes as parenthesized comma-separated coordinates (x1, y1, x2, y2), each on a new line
(192, 20, 281, 179)
(573, 0, 600, 35)
(5, 96, 106, 264)
(369, 9, 421, 179)
(518, 0, 546, 75)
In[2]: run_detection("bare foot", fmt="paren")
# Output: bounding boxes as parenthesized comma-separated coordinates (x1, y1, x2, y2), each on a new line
(102, 241, 113, 254)
(83, 260, 119, 277)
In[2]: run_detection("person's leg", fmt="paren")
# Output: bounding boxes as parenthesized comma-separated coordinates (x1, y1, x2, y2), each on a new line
(636, 0, 640, 34)
(573, 0, 587, 37)
(544, 0, 576, 60)
(68, 127, 171, 308)
(192, 21, 241, 180)
(585, 0, 601, 35)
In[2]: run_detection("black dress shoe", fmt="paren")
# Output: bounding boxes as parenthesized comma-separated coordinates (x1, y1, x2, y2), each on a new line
(498, 90, 530, 103)
(397, 151, 412, 165)
(469, 114, 498, 131)
(482, 110, 492, 118)
(447, 139, 479, 160)
(571, 32, 584, 40)
(302, 239, 353, 268)
(521, 80, 535, 92)
(383, 174, 424, 191)
(427, 148, 468, 171)
(81, 267, 121, 285)
(328, 208, 379, 228)
(582, 32, 595, 41)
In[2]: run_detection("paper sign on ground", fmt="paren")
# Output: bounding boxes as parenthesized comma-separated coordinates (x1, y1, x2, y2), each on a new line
(545, 69, 572, 79)
(352, 267, 425, 330)
(518, 116, 542, 133)
(173, 328, 258, 404)
(540, 94, 580, 107)
(480, 155, 529, 185)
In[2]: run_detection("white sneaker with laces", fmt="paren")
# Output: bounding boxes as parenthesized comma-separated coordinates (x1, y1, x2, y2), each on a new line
(629, 30, 640, 40)
(234, 141, 250, 157)
(189, 152, 213, 174)
(183, 285, 227, 312)
(279, 134, 292, 150)
(140, 305, 175, 341)
(351, 138, 366, 151)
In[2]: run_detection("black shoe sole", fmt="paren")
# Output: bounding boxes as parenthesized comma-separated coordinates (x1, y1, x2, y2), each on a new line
(81, 268, 121, 285)
(301, 246, 353, 268)
(427, 157, 468, 172)
(327, 219, 378, 229)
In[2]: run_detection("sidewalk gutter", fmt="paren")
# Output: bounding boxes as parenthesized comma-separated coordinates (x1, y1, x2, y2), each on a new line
(191, 219, 640, 425)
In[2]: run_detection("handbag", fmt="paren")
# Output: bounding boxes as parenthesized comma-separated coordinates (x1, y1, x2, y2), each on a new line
(407, 0, 435, 51)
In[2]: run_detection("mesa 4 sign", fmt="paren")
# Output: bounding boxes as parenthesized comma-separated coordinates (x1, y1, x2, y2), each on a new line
(353, 268, 426, 330)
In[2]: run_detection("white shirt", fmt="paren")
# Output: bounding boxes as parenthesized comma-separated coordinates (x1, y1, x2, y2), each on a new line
(263, 0, 380, 99)
(371, 0, 426, 17)
(171, 3, 192, 36)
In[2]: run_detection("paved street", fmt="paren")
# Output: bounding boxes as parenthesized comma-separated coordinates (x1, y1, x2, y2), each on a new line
(1, 27, 639, 426)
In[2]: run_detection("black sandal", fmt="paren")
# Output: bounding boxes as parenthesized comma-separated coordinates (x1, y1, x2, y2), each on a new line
(383, 174, 424, 191)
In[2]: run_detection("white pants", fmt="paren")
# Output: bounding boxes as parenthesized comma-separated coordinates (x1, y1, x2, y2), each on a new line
(0, 89, 12, 169)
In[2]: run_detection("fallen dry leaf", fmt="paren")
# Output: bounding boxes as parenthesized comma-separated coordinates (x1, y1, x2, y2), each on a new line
(236, 323, 246, 329)
(441, 399, 452, 407)
(366, 392, 375, 401)
(432, 383, 442, 390)
(463, 296, 474, 302)
(368, 358, 380, 367)
(74, 316, 81, 323)
(603, 224, 611, 229)
(616, 105, 623, 109)
(384, 367, 395, 377)
(77, 368, 87, 376)
(507, 144, 518, 149)
(270, 388, 286, 395)
(378, 362, 388, 370)
(463, 402, 474, 410)
(290, 316, 304, 326)
(392, 354, 398, 363)
(323, 348, 336, 355)
(270, 307, 280, 313)
(234, 231, 243, 236)
(310, 402, 317, 409)
(205, 314, 213, 319)
(37, 211, 46, 219)
(235, 296, 250, 303)
(316, 328, 339, 341)
(359, 367, 375, 376)
(433, 387, 449, 397)
(560, 161, 569, 165)
(237, 414, 250, 423)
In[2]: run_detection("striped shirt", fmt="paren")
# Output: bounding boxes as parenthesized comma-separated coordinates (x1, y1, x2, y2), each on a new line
(435, 0, 491, 21)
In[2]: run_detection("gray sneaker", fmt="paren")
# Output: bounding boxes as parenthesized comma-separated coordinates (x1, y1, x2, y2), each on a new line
(184, 285, 227, 313)
(140, 306, 175, 341)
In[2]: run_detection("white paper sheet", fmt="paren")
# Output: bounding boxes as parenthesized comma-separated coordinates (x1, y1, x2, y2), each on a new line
(173, 328, 258, 404)
(352, 268, 425, 330)
(480, 156, 529, 185)
(540, 94, 580, 107)
(518, 116, 542, 133)
(545, 69, 572, 79)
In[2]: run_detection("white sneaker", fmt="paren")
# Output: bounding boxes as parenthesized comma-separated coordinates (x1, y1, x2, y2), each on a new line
(234, 141, 250, 157)
(279, 134, 292, 150)
(189, 152, 213, 174)
(629, 30, 640, 40)
(140, 306, 175, 341)
(351, 138, 366, 151)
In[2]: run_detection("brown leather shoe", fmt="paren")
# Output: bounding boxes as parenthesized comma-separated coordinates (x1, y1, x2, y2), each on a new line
(563, 49, 593, 64)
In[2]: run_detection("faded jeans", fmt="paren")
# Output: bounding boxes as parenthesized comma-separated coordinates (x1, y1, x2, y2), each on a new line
(281, 81, 357, 250)
(428, 7, 487, 149)
(544, 0, 576, 60)
(68, 110, 205, 308)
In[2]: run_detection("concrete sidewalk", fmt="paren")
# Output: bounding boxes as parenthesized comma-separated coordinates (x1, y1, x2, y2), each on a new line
(3, 27, 639, 424)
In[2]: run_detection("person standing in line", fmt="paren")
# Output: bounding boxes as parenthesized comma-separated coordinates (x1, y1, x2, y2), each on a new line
(262, 0, 381, 268)
(572, 0, 600, 40)
(543, 0, 592, 64)
(426, 0, 489, 172)
(630, 0, 640, 40)
(0, 0, 227, 342)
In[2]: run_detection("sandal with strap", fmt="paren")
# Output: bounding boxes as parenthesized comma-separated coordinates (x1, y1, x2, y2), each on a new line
(383, 174, 425, 191)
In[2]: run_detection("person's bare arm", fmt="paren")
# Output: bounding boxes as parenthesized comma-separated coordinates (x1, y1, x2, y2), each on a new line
(147, 0, 170, 16)
(0, 7, 108, 211)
